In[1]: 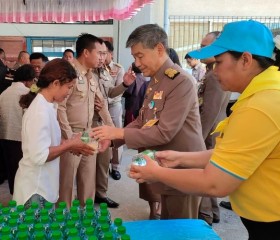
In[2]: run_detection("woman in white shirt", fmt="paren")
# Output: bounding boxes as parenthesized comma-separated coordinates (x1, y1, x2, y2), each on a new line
(13, 58, 94, 208)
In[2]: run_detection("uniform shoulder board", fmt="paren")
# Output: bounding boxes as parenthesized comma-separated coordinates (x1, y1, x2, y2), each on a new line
(113, 62, 122, 68)
(164, 68, 180, 80)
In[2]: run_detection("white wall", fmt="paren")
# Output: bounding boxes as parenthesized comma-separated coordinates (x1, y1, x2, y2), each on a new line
(169, 0, 280, 16)
(0, 23, 113, 37)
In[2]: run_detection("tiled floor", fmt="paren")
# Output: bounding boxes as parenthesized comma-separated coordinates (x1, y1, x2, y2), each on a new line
(0, 147, 248, 239)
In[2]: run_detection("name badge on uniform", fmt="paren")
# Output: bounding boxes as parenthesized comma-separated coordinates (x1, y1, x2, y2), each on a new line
(153, 91, 163, 100)
(142, 119, 159, 128)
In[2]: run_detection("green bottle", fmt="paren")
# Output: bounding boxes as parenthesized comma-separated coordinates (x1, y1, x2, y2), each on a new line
(132, 149, 156, 166)
(81, 131, 90, 143)
(33, 230, 45, 240)
(121, 234, 131, 240)
(17, 231, 29, 240)
(104, 231, 114, 240)
(51, 230, 63, 240)
(8, 200, 17, 212)
(9, 218, 18, 238)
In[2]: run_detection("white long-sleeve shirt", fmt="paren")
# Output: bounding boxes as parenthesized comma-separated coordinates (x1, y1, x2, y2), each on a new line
(13, 93, 61, 205)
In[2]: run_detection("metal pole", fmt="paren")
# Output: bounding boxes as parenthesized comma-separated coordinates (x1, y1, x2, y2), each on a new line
(164, 0, 169, 34)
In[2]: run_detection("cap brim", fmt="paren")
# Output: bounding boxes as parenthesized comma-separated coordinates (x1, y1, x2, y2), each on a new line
(188, 45, 228, 59)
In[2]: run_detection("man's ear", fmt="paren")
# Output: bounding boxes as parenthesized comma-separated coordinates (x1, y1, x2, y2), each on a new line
(53, 79, 60, 86)
(156, 42, 166, 56)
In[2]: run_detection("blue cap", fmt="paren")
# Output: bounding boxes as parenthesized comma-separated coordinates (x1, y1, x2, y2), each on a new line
(189, 20, 274, 59)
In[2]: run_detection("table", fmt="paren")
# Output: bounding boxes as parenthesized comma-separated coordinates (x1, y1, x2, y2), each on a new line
(124, 219, 221, 240)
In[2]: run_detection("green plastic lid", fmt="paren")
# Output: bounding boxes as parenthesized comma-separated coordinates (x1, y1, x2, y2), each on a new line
(114, 218, 123, 226)
(52, 230, 63, 239)
(17, 231, 29, 239)
(1, 226, 11, 235)
(71, 212, 79, 221)
(31, 202, 39, 209)
(40, 209, 48, 216)
(2, 207, 10, 214)
(85, 226, 95, 235)
(18, 223, 28, 232)
(99, 202, 108, 210)
(66, 220, 75, 228)
(83, 219, 91, 227)
(88, 237, 98, 240)
(68, 228, 79, 236)
(17, 205, 25, 212)
(58, 201, 67, 209)
(70, 206, 78, 214)
(25, 208, 34, 216)
(101, 223, 110, 232)
(34, 223, 44, 231)
(98, 216, 107, 224)
(44, 202, 53, 209)
(24, 215, 35, 224)
(104, 232, 113, 240)
(117, 226, 126, 235)
(41, 215, 49, 223)
(72, 199, 80, 207)
(8, 200, 17, 207)
(85, 198, 93, 206)
(10, 211, 19, 219)
(121, 234, 131, 240)
(56, 215, 64, 222)
(8, 218, 17, 226)
(50, 222, 60, 231)
(55, 208, 63, 215)
(34, 231, 45, 240)
(85, 212, 94, 219)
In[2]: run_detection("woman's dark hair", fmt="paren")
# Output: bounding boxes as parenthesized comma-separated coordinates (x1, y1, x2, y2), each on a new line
(20, 58, 77, 109)
(228, 51, 274, 69)
(274, 47, 280, 68)
(13, 64, 35, 82)
(168, 48, 181, 67)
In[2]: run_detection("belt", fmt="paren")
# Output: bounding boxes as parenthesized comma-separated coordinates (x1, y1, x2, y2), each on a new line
(71, 127, 85, 133)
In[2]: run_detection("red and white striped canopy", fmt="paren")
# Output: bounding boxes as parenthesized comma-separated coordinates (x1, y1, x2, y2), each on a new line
(0, 0, 154, 23)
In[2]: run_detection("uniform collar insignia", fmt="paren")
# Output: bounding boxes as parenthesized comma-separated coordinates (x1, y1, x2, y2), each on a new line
(164, 68, 180, 79)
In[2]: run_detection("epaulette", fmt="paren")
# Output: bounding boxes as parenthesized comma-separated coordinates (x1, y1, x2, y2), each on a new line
(164, 68, 180, 79)
(113, 62, 122, 68)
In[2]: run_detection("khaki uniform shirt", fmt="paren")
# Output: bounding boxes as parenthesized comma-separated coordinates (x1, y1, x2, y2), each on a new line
(124, 58, 206, 194)
(58, 59, 110, 139)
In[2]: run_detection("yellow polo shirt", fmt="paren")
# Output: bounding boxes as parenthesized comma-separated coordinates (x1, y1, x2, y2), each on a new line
(211, 66, 280, 221)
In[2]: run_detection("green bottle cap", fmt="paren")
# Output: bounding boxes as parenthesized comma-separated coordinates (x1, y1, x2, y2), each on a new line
(85, 226, 95, 235)
(17, 231, 29, 239)
(41, 215, 49, 224)
(58, 201, 67, 209)
(72, 199, 80, 207)
(88, 236, 98, 240)
(121, 234, 131, 240)
(52, 230, 63, 239)
(85, 211, 94, 220)
(101, 223, 110, 232)
(0, 215, 4, 222)
(50, 222, 60, 231)
(18, 223, 28, 232)
(34, 231, 45, 240)
(25, 208, 34, 216)
(56, 215, 64, 222)
(99, 202, 108, 210)
(68, 228, 79, 236)
(104, 232, 114, 240)
(101, 209, 109, 216)
(24, 215, 35, 224)
(44, 202, 53, 210)
(17, 205, 25, 213)
(85, 205, 94, 212)
(114, 218, 123, 226)
(40, 209, 48, 216)
(70, 206, 78, 214)
(66, 220, 75, 228)
(71, 212, 79, 221)
(98, 216, 107, 224)
(31, 202, 39, 209)
(1, 226, 11, 235)
(85, 198, 94, 206)
(55, 208, 63, 216)
(10, 211, 19, 219)
(34, 223, 44, 231)
(83, 219, 91, 227)
(8, 218, 17, 226)
(2, 207, 10, 215)
(8, 200, 17, 208)
(117, 226, 126, 235)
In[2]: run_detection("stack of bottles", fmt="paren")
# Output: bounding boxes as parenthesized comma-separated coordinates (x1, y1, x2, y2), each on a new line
(0, 199, 131, 240)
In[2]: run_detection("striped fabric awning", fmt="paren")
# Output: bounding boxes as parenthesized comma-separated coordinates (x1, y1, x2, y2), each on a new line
(0, 0, 155, 23)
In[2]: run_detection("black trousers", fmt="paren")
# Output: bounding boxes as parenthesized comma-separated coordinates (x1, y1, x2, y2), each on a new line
(0, 139, 23, 194)
(241, 217, 280, 240)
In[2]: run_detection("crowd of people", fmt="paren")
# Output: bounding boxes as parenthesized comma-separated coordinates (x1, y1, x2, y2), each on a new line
(0, 19, 280, 239)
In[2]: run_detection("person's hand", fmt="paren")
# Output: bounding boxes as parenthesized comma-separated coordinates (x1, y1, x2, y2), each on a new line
(123, 66, 136, 86)
(91, 126, 121, 141)
(94, 97, 104, 112)
(155, 150, 181, 168)
(68, 133, 95, 156)
(129, 155, 161, 183)
(98, 139, 111, 152)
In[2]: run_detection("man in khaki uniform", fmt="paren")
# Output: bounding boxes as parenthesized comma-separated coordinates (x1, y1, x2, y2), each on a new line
(93, 42, 135, 207)
(104, 41, 125, 180)
(57, 34, 111, 208)
(92, 24, 205, 220)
